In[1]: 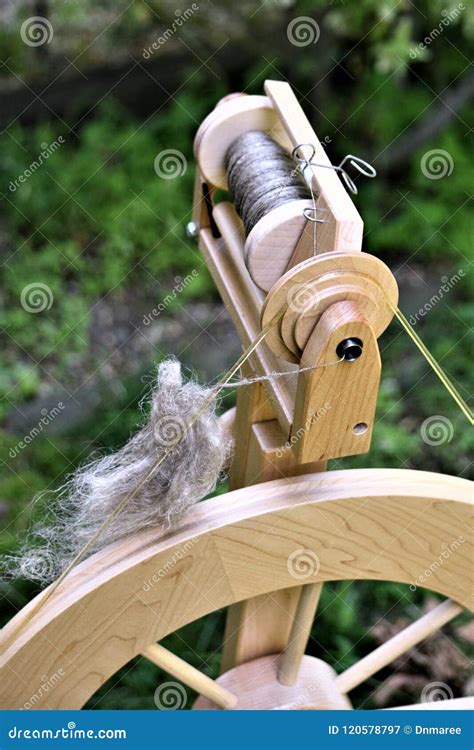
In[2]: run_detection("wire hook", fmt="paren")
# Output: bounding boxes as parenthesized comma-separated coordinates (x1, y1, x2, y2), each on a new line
(291, 143, 376, 195)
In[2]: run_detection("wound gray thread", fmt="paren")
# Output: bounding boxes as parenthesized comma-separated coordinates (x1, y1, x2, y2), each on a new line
(225, 131, 311, 235)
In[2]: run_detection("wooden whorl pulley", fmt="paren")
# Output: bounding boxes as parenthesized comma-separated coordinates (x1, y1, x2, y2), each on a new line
(261, 251, 399, 364)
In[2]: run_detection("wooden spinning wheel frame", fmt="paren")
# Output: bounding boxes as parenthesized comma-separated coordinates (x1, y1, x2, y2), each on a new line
(1, 81, 472, 711)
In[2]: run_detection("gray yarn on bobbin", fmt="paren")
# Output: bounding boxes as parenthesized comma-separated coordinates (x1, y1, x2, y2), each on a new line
(225, 131, 311, 235)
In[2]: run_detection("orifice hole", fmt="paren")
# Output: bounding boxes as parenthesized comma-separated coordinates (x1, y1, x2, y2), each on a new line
(353, 422, 368, 435)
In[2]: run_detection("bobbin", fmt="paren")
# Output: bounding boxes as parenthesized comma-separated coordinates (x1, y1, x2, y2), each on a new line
(192, 80, 399, 463)
(194, 83, 366, 293)
(195, 95, 312, 292)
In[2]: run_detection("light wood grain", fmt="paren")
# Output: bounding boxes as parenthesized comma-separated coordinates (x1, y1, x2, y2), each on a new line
(194, 655, 352, 710)
(292, 301, 380, 462)
(222, 380, 303, 674)
(220, 589, 300, 675)
(195, 95, 288, 190)
(203, 204, 297, 433)
(246, 420, 326, 484)
(264, 80, 363, 254)
(261, 251, 398, 363)
(245, 200, 314, 292)
(205, 202, 311, 671)
(142, 643, 237, 709)
(1, 468, 471, 708)
(222, 377, 325, 675)
(228, 366, 276, 489)
(191, 168, 211, 231)
(278, 583, 323, 686)
(195, 82, 365, 294)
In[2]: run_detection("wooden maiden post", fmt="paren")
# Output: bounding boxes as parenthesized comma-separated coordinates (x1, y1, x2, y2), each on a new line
(191, 80, 398, 683)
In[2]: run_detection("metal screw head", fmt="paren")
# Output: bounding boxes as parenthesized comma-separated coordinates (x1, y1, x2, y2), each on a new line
(186, 221, 199, 240)
(336, 337, 363, 361)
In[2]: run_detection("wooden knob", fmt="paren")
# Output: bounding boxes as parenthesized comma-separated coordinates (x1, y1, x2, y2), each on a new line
(261, 251, 399, 363)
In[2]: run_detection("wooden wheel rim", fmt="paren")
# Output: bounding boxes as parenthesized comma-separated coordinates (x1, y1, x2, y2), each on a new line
(2, 468, 471, 709)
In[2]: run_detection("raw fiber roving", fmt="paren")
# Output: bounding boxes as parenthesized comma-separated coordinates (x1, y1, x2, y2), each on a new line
(3, 359, 230, 584)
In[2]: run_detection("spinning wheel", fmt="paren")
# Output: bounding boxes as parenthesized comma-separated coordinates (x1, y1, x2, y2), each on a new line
(1, 81, 472, 711)
(1, 469, 471, 710)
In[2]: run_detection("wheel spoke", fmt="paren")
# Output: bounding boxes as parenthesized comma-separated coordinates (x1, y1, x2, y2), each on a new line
(335, 598, 463, 694)
(278, 582, 323, 686)
(142, 643, 237, 709)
